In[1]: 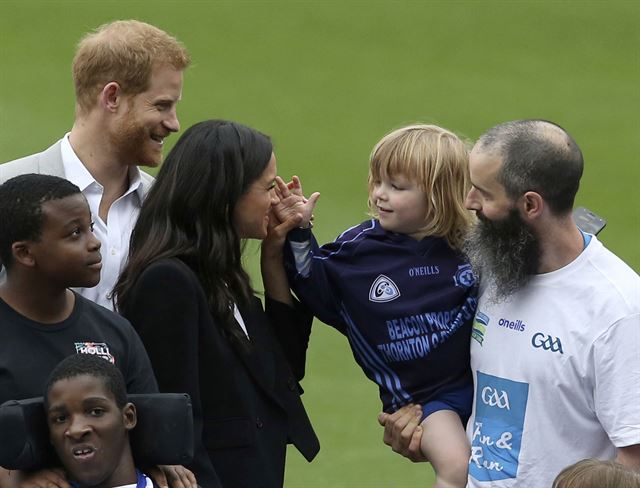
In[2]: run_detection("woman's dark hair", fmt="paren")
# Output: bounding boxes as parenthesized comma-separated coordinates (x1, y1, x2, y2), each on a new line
(114, 120, 273, 346)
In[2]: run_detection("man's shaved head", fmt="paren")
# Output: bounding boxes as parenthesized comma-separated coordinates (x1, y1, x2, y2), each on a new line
(474, 119, 583, 215)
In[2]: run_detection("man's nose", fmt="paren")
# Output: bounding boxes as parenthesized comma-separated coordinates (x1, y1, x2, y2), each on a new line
(163, 108, 180, 133)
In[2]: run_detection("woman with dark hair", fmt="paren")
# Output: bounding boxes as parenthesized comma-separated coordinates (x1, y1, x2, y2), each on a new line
(114, 120, 319, 488)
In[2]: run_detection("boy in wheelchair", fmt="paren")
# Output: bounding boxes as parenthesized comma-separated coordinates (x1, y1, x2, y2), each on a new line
(1, 354, 193, 488)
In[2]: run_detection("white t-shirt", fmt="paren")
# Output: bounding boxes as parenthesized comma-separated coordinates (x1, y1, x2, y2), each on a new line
(61, 134, 151, 311)
(467, 236, 640, 488)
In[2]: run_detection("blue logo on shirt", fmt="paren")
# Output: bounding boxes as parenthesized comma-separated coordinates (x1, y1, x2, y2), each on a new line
(369, 274, 401, 303)
(453, 263, 476, 288)
(531, 332, 563, 354)
(469, 372, 529, 482)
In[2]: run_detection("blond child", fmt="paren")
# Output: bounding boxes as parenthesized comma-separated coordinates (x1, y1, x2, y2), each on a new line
(552, 459, 640, 488)
(277, 124, 477, 487)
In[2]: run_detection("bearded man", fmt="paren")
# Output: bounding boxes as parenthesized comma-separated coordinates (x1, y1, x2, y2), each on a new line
(379, 120, 640, 487)
(0, 20, 190, 311)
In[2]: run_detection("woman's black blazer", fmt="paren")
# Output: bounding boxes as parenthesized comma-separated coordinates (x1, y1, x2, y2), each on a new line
(122, 258, 319, 488)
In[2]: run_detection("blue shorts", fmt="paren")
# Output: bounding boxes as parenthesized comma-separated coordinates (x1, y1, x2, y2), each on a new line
(421, 385, 473, 426)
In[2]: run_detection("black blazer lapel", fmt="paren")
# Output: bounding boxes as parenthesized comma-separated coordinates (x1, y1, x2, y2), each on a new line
(229, 299, 284, 408)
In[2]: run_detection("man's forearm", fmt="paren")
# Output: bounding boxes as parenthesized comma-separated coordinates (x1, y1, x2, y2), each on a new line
(0, 468, 17, 488)
(616, 444, 640, 471)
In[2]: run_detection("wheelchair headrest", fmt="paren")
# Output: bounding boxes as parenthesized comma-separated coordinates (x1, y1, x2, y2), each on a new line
(0, 393, 194, 470)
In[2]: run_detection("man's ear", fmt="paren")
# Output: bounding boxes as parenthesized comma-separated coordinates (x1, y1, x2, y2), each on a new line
(122, 402, 137, 431)
(100, 82, 124, 112)
(11, 241, 36, 267)
(521, 191, 544, 220)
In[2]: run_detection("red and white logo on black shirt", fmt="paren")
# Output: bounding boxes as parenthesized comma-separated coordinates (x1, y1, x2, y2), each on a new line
(74, 342, 115, 363)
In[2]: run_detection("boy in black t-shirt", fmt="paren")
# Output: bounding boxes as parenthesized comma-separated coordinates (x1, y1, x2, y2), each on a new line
(0, 175, 193, 488)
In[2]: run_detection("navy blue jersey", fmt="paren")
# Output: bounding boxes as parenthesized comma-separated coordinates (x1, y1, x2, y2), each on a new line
(285, 219, 477, 413)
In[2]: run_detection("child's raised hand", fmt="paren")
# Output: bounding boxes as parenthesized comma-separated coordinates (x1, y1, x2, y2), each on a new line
(273, 175, 320, 229)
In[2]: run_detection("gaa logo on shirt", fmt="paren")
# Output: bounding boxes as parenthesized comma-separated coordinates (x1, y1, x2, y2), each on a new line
(470, 372, 529, 482)
(531, 333, 563, 355)
(481, 387, 510, 410)
(75, 342, 115, 363)
(369, 274, 401, 303)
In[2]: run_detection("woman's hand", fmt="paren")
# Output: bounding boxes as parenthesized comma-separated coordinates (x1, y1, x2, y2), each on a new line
(271, 176, 320, 229)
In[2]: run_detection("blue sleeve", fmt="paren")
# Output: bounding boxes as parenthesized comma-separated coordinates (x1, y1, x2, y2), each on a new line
(284, 227, 355, 334)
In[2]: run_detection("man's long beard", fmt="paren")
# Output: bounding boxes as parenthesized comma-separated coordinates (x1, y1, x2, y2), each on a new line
(463, 208, 540, 302)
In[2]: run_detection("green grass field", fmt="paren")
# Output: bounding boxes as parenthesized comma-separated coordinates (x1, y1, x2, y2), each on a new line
(1, 1, 638, 486)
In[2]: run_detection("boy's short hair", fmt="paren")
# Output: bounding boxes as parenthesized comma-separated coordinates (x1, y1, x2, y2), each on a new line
(0, 174, 81, 269)
(368, 124, 474, 250)
(73, 19, 191, 114)
(44, 354, 128, 409)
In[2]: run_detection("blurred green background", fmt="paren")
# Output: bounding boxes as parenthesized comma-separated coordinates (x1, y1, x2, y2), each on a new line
(1, 1, 638, 486)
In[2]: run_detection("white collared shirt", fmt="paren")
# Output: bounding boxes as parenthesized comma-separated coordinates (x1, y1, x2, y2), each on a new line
(61, 134, 151, 311)
(233, 303, 250, 338)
